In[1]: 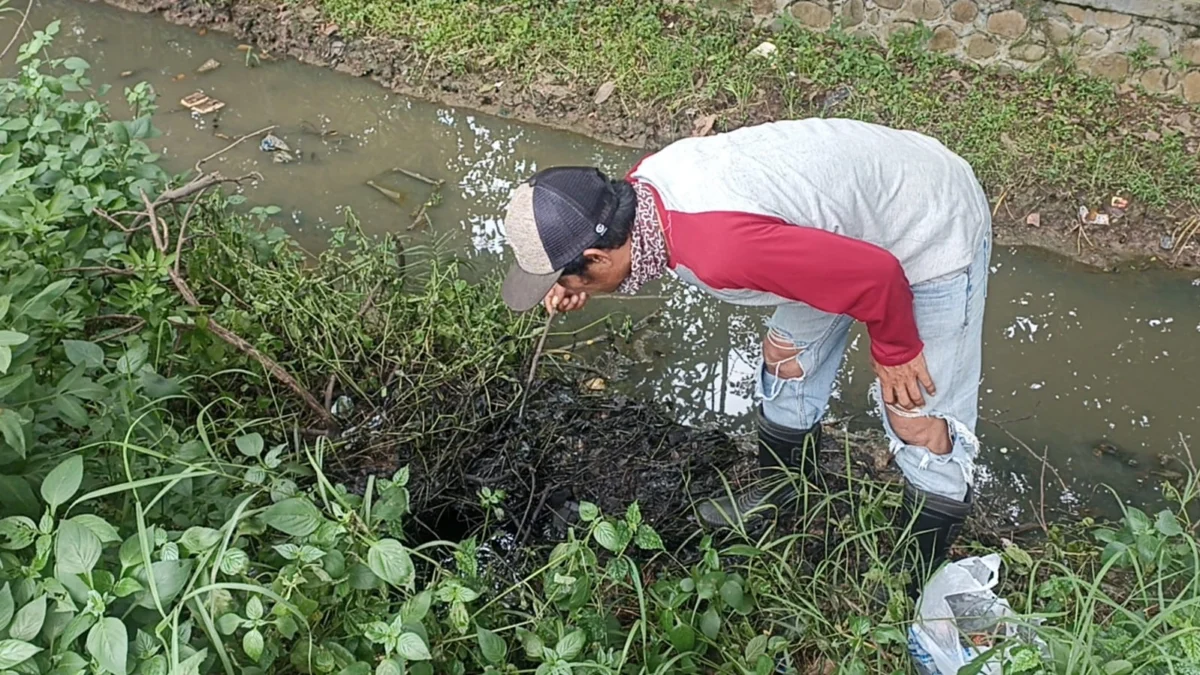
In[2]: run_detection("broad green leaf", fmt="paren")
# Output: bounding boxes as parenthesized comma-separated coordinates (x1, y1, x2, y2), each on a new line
(367, 539, 414, 588)
(243, 629, 264, 662)
(395, 633, 430, 661)
(635, 524, 664, 551)
(50, 651, 88, 675)
(134, 560, 193, 609)
(376, 658, 403, 675)
(86, 618, 127, 675)
(59, 613, 96, 649)
(112, 578, 143, 598)
(1003, 542, 1034, 568)
(0, 584, 11, 632)
(262, 498, 322, 536)
(518, 630, 544, 661)
(744, 634, 768, 663)
(477, 627, 506, 666)
(54, 395, 89, 428)
(69, 515, 120, 544)
(41, 456, 84, 510)
(0, 639, 40, 669)
(219, 549, 249, 576)
(719, 580, 744, 609)
(592, 522, 620, 552)
(556, 630, 585, 661)
(0, 409, 25, 457)
(0, 346, 10, 375)
(578, 502, 599, 522)
(8, 595, 46, 641)
(0, 368, 32, 399)
(400, 591, 432, 623)
(216, 614, 242, 636)
(700, 608, 721, 640)
(235, 433, 264, 457)
(55, 520, 101, 575)
(18, 279, 72, 319)
(0, 331, 28, 347)
(62, 340, 104, 369)
(179, 527, 221, 554)
(1103, 660, 1134, 675)
(0, 296, 8, 321)
(667, 624, 695, 652)
(63, 57, 89, 71)
(245, 596, 263, 621)
(1155, 510, 1184, 537)
(625, 502, 642, 529)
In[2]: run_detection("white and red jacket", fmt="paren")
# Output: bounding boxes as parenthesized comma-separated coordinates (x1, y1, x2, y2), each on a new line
(628, 118, 991, 367)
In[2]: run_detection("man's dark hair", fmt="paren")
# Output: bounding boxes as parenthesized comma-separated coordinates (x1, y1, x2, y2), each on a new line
(559, 178, 636, 277)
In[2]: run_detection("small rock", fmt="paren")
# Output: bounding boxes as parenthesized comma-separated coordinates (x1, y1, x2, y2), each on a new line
(986, 10, 1028, 39)
(1045, 18, 1073, 46)
(1025, 212, 1040, 227)
(1182, 39, 1200, 66)
(593, 80, 616, 105)
(196, 58, 221, 74)
(299, 6, 319, 20)
(1161, 234, 1175, 251)
(929, 25, 958, 52)
(331, 395, 353, 417)
(841, 0, 866, 26)
(791, 1, 833, 29)
(1011, 43, 1047, 62)
(750, 41, 778, 58)
(1140, 67, 1176, 95)
(965, 34, 998, 59)
(1130, 25, 1172, 59)
(1181, 71, 1200, 104)
(584, 377, 607, 391)
(119, 70, 134, 78)
(1093, 10, 1131, 30)
(948, 0, 977, 23)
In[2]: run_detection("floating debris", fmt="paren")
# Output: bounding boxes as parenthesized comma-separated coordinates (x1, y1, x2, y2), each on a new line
(259, 133, 290, 153)
(197, 58, 221, 74)
(1111, 196, 1128, 210)
(119, 70, 135, 78)
(180, 91, 225, 114)
(1161, 235, 1175, 251)
(1025, 212, 1041, 228)
(331, 395, 354, 418)
(272, 150, 295, 164)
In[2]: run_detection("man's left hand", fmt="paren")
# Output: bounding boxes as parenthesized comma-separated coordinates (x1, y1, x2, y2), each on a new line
(872, 352, 936, 410)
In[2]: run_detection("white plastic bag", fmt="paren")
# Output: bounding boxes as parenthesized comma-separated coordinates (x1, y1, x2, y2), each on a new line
(907, 554, 1033, 675)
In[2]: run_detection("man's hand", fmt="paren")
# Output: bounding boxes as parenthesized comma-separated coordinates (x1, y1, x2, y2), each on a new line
(543, 285, 588, 314)
(872, 352, 936, 410)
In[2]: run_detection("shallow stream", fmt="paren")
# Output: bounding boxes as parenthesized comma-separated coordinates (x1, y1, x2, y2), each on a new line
(27, 0, 1200, 520)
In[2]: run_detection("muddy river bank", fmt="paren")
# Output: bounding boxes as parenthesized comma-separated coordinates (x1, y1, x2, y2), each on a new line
(98, 0, 1200, 272)
(19, 0, 1200, 524)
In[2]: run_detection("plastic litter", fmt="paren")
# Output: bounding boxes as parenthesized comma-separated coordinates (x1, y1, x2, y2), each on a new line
(908, 554, 1046, 675)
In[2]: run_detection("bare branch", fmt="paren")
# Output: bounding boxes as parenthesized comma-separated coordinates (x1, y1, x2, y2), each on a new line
(195, 125, 277, 174)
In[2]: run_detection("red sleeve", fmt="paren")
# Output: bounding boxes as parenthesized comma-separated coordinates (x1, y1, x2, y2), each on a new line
(678, 213, 923, 366)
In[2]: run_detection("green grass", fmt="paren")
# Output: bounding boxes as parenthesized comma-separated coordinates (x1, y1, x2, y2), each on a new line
(309, 0, 1200, 211)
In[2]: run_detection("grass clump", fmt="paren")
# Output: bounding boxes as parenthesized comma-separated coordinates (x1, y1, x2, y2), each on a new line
(4, 23, 1200, 675)
(309, 0, 1199, 211)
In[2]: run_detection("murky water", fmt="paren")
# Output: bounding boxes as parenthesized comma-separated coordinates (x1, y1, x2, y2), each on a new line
(29, 0, 1200, 519)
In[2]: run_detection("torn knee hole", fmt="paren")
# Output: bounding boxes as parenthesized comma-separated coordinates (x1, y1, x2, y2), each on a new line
(886, 411, 951, 454)
(763, 330, 804, 379)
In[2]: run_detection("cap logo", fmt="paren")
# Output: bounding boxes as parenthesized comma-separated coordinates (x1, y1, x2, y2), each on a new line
(595, 223, 607, 235)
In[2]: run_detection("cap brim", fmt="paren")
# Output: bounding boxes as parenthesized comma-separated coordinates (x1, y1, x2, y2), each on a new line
(501, 263, 562, 311)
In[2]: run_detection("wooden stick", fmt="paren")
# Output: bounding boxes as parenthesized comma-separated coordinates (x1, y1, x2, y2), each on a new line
(518, 308, 556, 418)
(140, 190, 336, 429)
(194, 126, 277, 174)
(391, 167, 442, 187)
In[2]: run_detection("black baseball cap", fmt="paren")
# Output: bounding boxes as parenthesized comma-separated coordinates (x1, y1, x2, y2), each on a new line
(500, 167, 619, 311)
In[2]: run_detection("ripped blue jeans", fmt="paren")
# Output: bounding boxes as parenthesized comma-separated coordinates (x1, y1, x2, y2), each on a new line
(759, 232, 991, 503)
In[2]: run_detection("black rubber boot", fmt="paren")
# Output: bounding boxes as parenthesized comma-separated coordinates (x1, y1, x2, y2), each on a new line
(901, 483, 972, 599)
(696, 408, 821, 528)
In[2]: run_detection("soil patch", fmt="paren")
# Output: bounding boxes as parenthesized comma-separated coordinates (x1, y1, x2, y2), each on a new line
(100, 0, 1198, 271)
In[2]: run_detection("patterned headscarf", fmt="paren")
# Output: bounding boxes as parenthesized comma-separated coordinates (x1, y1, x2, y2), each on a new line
(616, 182, 669, 295)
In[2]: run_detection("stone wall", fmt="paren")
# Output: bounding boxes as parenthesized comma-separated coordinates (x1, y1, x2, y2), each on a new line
(742, 0, 1200, 102)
